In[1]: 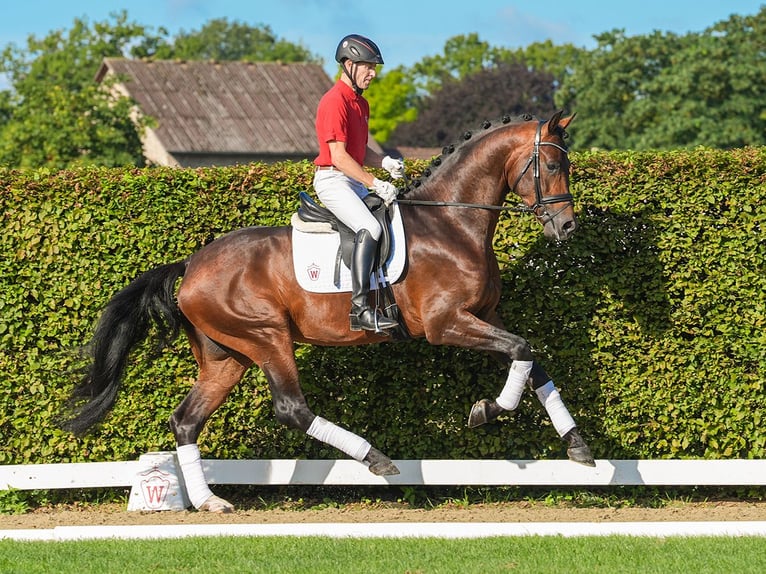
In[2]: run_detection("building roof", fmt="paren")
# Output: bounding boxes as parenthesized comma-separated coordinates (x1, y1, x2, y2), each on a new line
(96, 58, 335, 161)
(386, 145, 443, 161)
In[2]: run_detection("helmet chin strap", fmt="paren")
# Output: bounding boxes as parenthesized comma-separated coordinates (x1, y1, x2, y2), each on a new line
(343, 61, 363, 95)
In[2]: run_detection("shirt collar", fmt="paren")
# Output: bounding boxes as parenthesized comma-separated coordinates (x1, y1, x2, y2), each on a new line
(337, 78, 361, 100)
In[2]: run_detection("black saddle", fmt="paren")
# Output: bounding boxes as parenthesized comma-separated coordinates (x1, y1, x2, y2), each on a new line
(294, 191, 408, 340)
(296, 191, 394, 282)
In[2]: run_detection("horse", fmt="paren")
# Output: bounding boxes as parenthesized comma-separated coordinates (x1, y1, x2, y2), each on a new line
(64, 110, 594, 513)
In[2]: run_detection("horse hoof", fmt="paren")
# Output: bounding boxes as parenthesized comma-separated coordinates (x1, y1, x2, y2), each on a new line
(369, 460, 400, 476)
(567, 446, 596, 467)
(467, 399, 490, 428)
(198, 494, 235, 513)
(365, 446, 400, 476)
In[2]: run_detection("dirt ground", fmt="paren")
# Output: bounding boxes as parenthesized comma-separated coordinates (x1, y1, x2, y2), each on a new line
(2, 499, 765, 531)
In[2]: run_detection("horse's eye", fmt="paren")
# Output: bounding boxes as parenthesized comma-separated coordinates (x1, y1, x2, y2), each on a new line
(546, 162, 560, 172)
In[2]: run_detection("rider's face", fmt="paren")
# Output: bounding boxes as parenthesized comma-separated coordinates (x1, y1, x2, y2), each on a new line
(350, 61, 378, 90)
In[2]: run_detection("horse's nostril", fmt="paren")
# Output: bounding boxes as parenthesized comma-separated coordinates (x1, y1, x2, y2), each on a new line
(563, 219, 577, 237)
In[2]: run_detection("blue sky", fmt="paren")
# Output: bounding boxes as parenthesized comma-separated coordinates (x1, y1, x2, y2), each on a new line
(1, 0, 763, 76)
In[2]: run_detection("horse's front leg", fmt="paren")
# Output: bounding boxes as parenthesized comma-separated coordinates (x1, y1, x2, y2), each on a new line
(467, 355, 534, 427)
(468, 361, 594, 466)
(429, 311, 595, 466)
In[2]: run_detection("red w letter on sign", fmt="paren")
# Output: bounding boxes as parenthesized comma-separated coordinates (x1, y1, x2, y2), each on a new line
(140, 471, 170, 509)
(307, 263, 321, 281)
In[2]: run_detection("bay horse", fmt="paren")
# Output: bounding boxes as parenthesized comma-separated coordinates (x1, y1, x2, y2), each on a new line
(64, 110, 594, 512)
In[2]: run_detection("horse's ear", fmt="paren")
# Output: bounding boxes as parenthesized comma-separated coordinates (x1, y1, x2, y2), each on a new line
(548, 110, 576, 134)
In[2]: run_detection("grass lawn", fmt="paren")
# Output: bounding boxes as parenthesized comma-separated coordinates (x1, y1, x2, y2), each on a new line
(2, 535, 766, 573)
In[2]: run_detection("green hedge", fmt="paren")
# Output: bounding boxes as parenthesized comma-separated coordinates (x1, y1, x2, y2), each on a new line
(1, 149, 764, 465)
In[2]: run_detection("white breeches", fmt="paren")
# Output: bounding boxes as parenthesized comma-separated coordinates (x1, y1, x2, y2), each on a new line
(313, 169, 382, 240)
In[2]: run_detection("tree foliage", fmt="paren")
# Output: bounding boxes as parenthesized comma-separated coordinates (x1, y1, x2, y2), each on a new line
(0, 11, 155, 168)
(0, 13, 319, 169)
(556, 7, 766, 150)
(135, 18, 319, 63)
(387, 62, 558, 147)
(367, 35, 583, 145)
(364, 66, 418, 144)
(503, 40, 584, 87)
(365, 33, 498, 144)
(408, 33, 504, 95)
(0, 83, 143, 168)
(0, 7, 764, 165)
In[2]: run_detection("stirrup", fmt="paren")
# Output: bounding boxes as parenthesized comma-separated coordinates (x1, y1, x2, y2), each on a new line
(350, 306, 398, 333)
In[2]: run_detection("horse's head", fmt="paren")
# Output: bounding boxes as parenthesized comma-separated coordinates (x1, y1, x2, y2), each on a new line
(507, 111, 577, 241)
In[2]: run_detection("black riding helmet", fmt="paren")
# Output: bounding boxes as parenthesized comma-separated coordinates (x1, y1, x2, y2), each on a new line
(335, 34, 383, 94)
(335, 34, 384, 65)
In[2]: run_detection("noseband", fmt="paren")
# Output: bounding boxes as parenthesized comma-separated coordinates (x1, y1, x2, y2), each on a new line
(509, 120, 573, 223)
(396, 120, 573, 217)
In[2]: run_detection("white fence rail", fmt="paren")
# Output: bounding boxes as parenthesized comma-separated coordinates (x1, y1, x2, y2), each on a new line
(3, 457, 766, 490)
(3, 455, 764, 511)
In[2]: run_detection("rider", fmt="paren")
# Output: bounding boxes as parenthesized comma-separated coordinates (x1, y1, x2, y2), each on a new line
(313, 34, 404, 333)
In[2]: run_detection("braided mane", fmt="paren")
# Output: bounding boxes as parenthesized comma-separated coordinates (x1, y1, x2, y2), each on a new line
(400, 113, 543, 195)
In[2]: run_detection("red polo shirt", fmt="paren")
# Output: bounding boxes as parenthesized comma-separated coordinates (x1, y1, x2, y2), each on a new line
(314, 79, 369, 167)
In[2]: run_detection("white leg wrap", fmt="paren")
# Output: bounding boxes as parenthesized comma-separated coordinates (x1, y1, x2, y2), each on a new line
(495, 360, 533, 411)
(307, 416, 371, 461)
(176, 443, 214, 509)
(535, 381, 576, 437)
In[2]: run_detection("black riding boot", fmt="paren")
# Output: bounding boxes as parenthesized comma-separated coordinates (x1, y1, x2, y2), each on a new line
(350, 229, 398, 332)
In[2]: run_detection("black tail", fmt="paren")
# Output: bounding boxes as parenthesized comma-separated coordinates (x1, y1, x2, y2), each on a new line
(63, 261, 187, 435)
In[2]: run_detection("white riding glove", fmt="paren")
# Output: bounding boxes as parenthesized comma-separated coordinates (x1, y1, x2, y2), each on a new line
(371, 178, 398, 206)
(381, 155, 405, 179)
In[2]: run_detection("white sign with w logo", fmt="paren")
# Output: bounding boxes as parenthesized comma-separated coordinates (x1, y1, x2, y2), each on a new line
(127, 452, 190, 511)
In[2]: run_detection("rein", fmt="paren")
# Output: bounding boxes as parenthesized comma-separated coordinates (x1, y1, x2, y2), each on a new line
(396, 120, 572, 218)
(395, 198, 533, 212)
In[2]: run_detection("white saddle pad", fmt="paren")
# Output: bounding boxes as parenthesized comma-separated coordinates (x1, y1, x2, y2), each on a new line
(291, 202, 406, 293)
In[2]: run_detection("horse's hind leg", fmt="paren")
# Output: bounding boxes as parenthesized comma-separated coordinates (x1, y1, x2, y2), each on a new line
(260, 333, 400, 476)
(170, 334, 250, 512)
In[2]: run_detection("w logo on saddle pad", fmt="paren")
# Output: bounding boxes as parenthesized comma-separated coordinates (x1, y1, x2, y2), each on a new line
(291, 201, 407, 294)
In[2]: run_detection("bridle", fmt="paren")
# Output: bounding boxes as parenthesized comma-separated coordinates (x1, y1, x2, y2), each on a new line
(396, 120, 573, 220)
(508, 120, 574, 224)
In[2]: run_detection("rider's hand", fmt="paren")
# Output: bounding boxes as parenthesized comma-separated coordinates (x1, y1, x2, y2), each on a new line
(371, 178, 398, 206)
(381, 155, 405, 179)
